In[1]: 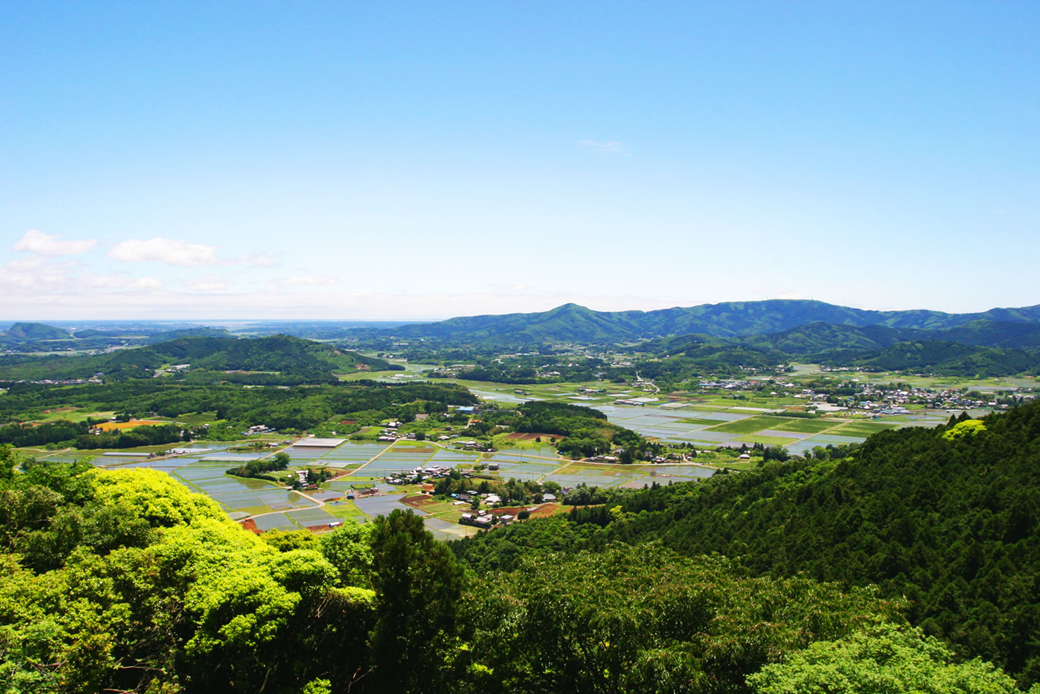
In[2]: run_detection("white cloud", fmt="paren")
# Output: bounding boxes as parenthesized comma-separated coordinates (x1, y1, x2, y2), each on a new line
(268, 275, 337, 291)
(131, 277, 163, 290)
(189, 275, 228, 292)
(0, 256, 77, 291)
(14, 229, 97, 255)
(83, 273, 164, 291)
(577, 139, 625, 154)
(109, 237, 219, 266)
(238, 253, 274, 267)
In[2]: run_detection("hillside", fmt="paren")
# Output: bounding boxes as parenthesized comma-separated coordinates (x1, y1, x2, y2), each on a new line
(818, 340, 1040, 377)
(1, 322, 70, 341)
(4, 452, 1001, 694)
(0, 335, 399, 383)
(626, 321, 1040, 378)
(383, 300, 1040, 343)
(453, 402, 1040, 687)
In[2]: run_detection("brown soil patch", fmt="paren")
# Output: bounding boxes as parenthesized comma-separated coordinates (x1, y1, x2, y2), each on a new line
(504, 432, 562, 441)
(491, 503, 567, 519)
(530, 503, 566, 518)
(239, 518, 261, 534)
(401, 494, 436, 508)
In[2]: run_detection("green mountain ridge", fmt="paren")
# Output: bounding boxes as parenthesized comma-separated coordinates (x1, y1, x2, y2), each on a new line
(384, 300, 1040, 343)
(1, 322, 70, 341)
(0, 335, 398, 383)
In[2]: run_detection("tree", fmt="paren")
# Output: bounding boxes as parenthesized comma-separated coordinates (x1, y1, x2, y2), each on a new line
(319, 520, 373, 588)
(368, 509, 464, 693)
(748, 624, 1026, 694)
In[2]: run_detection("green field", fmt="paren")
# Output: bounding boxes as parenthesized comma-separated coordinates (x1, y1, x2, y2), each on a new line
(705, 416, 793, 434)
(679, 417, 728, 426)
(832, 420, 902, 437)
(738, 434, 798, 446)
(770, 418, 845, 434)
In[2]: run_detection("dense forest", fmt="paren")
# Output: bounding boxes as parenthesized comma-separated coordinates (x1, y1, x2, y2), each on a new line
(0, 335, 399, 384)
(2, 444, 1029, 693)
(0, 381, 478, 438)
(453, 402, 1040, 689)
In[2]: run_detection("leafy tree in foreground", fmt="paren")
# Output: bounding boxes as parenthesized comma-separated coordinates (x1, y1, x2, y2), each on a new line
(368, 509, 465, 693)
(748, 624, 1033, 694)
(459, 543, 905, 694)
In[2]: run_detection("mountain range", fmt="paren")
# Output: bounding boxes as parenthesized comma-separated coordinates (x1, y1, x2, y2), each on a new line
(381, 300, 1040, 344)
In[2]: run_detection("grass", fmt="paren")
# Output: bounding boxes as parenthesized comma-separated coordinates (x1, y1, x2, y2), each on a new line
(738, 434, 798, 446)
(712, 461, 760, 471)
(679, 417, 728, 426)
(323, 501, 369, 521)
(770, 418, 845, 434)
(705, 416, 793, 434)
(832, 420, 901, 437)
(176, 411, 219, 425)
(34, 408, 116, 423)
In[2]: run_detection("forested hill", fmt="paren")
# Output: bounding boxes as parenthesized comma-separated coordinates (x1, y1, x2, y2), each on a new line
(623, 320, 1040, 377)
(381, 300, 1040, 343)
(453, 401, 1040, 687)
(0, 335, 399, 384)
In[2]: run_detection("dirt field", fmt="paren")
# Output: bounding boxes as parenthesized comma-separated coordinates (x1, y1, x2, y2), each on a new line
(95, 420, 167, 431)
(504, 432, 561, 441)
(239, 518, 260, 534)
(492, 503, 567, 519)
(401, 494, 436, 509)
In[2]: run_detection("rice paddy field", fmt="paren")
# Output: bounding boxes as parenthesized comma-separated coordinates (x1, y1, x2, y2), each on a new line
(450, 378, 956, 456)
(23, 371, 986, 538)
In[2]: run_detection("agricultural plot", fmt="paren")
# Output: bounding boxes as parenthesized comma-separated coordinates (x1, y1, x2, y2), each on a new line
(679, 417, 730, 426)
(355, 494, 427, 518)
(832, 420, 901, 437)
(253, 515, 298, 531)
(770, 418, 845, 434)
(286, 508, 339, 528)
(704, 416, 796, 435)
(737, 434, 798, 446)
(755, 429, 815, 440)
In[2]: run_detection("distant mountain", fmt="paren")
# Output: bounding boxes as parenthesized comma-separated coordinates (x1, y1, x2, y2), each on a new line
(0, 335, 400, 383)
(820, 340, 1039, 378)
(2, 322, 70, 341)
(383, 300, 1040, 344)
(140, 327, 235, 344)
(735, 320, 1040, 355)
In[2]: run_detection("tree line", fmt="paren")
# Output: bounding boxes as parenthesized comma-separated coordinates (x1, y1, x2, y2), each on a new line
(2, 446, 1028, 693)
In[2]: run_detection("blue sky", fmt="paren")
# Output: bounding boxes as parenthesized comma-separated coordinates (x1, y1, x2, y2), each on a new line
(2, 1, 1037, 320)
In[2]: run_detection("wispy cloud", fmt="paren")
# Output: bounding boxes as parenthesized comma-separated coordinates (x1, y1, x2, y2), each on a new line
(14, 229, 97, 255)
(0, 256, 78, 291)
(238, 253, 274, 267)
(189, 275, 228, 292)
(489, 283, 528, 293)
(577, 139, 625, 154)
(84, 273, 163, 290)
(109, 237, 219, 266)
(268, 275, 338, 291)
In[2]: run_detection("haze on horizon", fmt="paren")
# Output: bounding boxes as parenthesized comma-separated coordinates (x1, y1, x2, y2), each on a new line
(2, 1, 1038, 322)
